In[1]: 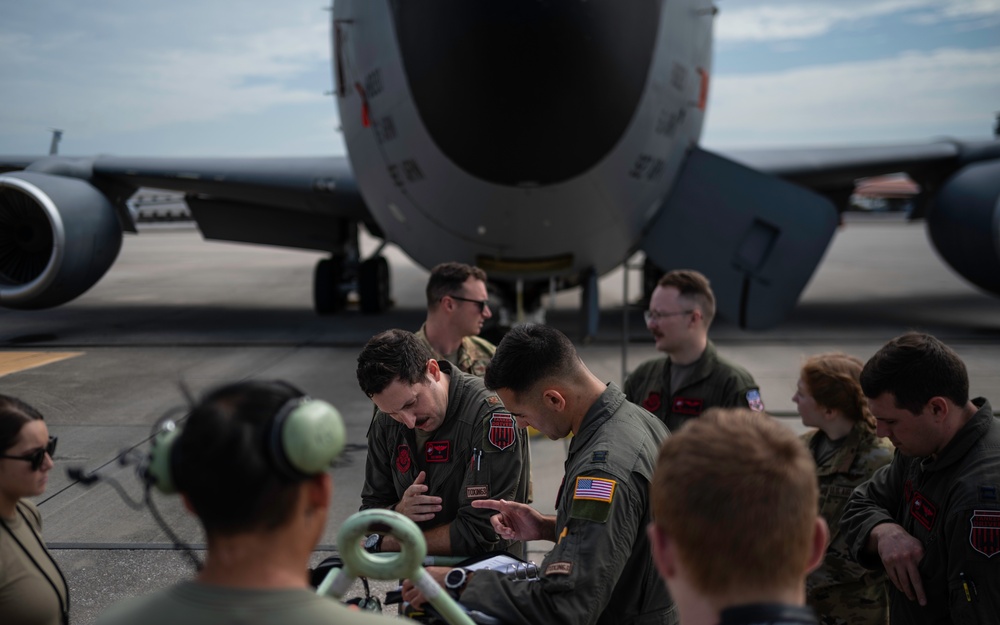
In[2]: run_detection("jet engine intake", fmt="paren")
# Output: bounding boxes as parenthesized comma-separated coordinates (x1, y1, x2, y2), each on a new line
(926, 160, 1000, 295)
(0, 171, 122, 309)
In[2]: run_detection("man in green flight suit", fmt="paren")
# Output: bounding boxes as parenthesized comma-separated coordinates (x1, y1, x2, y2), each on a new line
(357, 329, 530, 557)
(625, 269, 762, 432)
(401, 324, 678, 625)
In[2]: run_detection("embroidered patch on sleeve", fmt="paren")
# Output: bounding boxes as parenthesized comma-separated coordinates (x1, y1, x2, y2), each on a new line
(488, 413, 517, 450)
(544, 562, 573, 576)
(570, 476, 616, 523)
(970, 510, 1000, 558)
(746, 389, 765, 412)
(485, 395, 502, 406)
(591, 450, 608, 463)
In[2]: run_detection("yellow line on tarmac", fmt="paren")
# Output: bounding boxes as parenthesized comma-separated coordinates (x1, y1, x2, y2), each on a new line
(0, 352, 83, 378)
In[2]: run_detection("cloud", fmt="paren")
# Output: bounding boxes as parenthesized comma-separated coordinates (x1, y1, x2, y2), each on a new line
(716, 0, 1000, 42)
(0, 1, 336, 149)
(703, 46, 1000, 147)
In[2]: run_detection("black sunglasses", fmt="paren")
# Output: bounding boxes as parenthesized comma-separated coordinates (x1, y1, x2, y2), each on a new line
(1, 436, 58, 471)
(448, 295, 489, 313)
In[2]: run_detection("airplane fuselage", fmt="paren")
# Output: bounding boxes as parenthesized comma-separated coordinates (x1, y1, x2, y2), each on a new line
(333, 0, 713, 284)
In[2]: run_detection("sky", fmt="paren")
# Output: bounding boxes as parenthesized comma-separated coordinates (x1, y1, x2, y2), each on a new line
(0, 0, 997, 157)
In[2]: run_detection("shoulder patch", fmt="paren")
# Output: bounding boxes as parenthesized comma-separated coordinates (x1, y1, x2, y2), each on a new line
(591, 450, 608, 463)
(488, 413, 517, 450)
(970, 510, 1000, 558)
(570, 476, 616, 523)
(980, 485, 998, 502)
(485, 395, 502, 406)
(746, 389, 765, 412)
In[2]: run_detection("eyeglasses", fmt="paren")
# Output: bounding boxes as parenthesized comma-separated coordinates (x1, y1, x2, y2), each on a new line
(644, 309, 693, 323)
(1, 436, 57, 471)
(448, 295, 489, 313)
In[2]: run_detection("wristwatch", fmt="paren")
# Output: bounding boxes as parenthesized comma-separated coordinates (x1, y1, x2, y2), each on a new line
(444, 568, 473, 599)
(364, 533, 383, 553)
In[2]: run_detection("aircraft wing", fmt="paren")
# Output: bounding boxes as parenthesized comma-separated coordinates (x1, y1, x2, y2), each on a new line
(0, 154, 376, 310)
(719, 139, 1000, 212)
(640, 138, 1000, 329)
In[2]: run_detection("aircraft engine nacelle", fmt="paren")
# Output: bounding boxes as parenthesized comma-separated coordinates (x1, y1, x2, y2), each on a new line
(0, 171, 122, 309)
(926, 160, 1000, 296)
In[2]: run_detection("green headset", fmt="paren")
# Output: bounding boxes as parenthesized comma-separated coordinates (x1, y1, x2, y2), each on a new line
(145, 395, 346, 494)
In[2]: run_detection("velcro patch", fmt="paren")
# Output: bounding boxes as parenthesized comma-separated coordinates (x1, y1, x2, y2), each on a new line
(488, 413, 517, 450)
(570, 476, 616, 523)
(396, 444, 412, 473)
(591, 450, 608, 463)
(466, 485, 489, 499)
(544, 562, 573, 576)
(672, 396, 703, 415)
(425, 440, 450, 463)
(970, 510, 1000, 558)
(909, 491, 937, 531)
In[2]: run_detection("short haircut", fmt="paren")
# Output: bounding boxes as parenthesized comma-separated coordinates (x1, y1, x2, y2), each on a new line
(657, 269, 716, 325)
(0, 394, 44, 454)
(172, 380, 308, 535)
(801, 352, 875, 429)
(650, 409, 818, 597)
(484, 324, 579, 394)
(356, 329, 434, 397)
(860, 332, 969, 414)
(426, 262, 488, 308)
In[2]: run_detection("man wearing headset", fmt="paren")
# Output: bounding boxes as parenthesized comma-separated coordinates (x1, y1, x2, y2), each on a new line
(94, 380, 393, 625)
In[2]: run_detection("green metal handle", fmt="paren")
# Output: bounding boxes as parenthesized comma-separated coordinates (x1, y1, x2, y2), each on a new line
(319, 509, 476, 625)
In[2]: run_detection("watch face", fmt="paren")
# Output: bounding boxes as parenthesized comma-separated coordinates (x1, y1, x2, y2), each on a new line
(445, 568, 467, 589)
(365, 534, 380, 551)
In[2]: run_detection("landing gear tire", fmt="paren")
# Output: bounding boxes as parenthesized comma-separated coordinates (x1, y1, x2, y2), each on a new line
(359, 255, 390, 314)
(314, 257, 347, 315)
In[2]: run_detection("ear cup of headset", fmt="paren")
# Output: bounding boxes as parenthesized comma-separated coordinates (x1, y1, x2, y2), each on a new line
(268, 397, 346, 480)
(146, 422, 181, 494)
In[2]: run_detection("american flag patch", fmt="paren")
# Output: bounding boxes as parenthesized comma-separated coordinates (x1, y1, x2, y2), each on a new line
(573, 477, 616, 503)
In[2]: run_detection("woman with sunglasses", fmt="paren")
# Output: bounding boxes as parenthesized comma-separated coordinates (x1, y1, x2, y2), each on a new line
(0, 393, 69, 625)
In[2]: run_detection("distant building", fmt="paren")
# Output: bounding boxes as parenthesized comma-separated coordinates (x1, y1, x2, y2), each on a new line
(850, 174, 918, 213)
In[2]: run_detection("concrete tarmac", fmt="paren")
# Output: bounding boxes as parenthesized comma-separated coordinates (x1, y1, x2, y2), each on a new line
(1, 214, 999, 623)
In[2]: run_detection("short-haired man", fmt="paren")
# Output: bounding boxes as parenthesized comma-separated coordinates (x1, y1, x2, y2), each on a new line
(625, 269, 763, 432)
(841, 332, 1000, 623)
(416, 262, 496, 377)
(94, 380, 393, 625)
(356, 329, 529, 557)
(403, 324, 677, 624)
(648, 408, 828, 625)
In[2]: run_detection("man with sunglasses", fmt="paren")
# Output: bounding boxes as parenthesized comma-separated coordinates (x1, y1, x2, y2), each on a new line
(624, 269, 762, 433)
(416, 262, 496, 377)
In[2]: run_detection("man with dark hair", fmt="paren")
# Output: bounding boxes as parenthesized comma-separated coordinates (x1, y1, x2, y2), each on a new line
(402, 324, 677, 624)
(416, 262, 496, 377)
(94, 380, 393, 625)
(649, 408, 828, 625)
(625, 269, 762, 431)
(356, 329, 529, 557)
(842, 332, 1000, 624)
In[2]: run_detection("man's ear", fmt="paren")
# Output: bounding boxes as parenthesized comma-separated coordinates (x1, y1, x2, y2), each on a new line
(426, 358, 441, 382)
(806, 516, 830, 574)
(542, 388, 566, 412)
(647, 522, 677, 581)
(926, 396, 950, 422)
